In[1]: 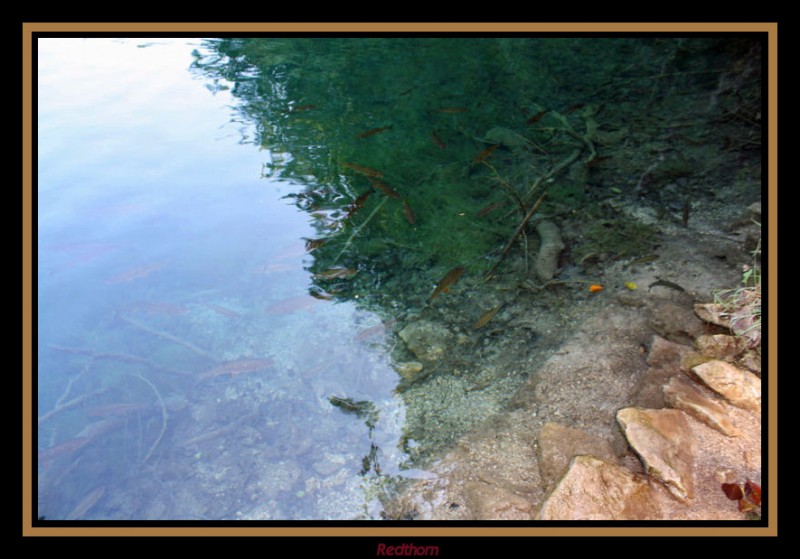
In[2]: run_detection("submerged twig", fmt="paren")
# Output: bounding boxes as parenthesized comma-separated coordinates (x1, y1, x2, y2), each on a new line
(50, 344, 193, 376)
(333, 196, 388, 265)
(129, 372, 168, 463)
(482, 161, 527, 216)
(116, 314, 214, 361)
(485, 193, 547, 280)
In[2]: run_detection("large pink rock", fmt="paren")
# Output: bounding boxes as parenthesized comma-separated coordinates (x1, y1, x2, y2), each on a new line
(536, 455, 662, 520)
(617, 407, 695, 503)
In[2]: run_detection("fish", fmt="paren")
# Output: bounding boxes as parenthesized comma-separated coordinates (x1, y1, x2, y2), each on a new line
(589, 284, 604, 293)
(201, 302, 241, 319)
(38, 437, 91, 464)
(437, 107, 469, 113)
(648, 278, 685, 293)
(123, 301, 188, 316)
(314, 267, 357, 280)
(368, 177, 401, 199)
(290, 104, 317, 112)
(473, 144, 499, 164)
(197, 358, 274, 380)
(265, 294, 319, 314)
(432, 131, 446, 149)
(342, 162, 384, 178)
(345, 190, 373, 219)
(429, 266, 466, 302)
(66, 486, 105, 520)
(305, 238, 327, 251)
(624, 281, 638, 291)
(357, 125, 392, 139)
(586, 155, 612, 168)
(308, 289, 334, 301)
(104, 261, 166, 285)
(526, 110, 547, 125)
(473, 305, 503, 329)
(477, 201, 505, 218)
(402, 200, 416, 224)
(355, 319, 396, 342)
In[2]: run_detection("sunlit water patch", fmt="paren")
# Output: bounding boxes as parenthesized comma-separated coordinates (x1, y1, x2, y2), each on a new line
(37, 38, 410, 520)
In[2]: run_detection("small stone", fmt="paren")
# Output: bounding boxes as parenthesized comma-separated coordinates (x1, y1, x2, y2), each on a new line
(691, 360, 761, 413)
(616, 407, 695, 503)
(536, 423, 618, 488)
(398, 320, 453, 362)
(536, 455, 662, 520)
(394, 361, 424, 380)
(663, 376, 740, 437)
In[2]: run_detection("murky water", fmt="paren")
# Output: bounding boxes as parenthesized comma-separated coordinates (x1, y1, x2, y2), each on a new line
(36, 37, 761, 520)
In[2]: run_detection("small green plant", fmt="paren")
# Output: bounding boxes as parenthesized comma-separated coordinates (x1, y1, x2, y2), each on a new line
(713, 224, 761, 348)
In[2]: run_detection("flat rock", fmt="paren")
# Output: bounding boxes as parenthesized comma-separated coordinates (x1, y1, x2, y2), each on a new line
(536, 455, 662, 520)
(398, 320, 453, 362)
(694, 334, 748, 361)
(651, 303, 705, 344)
(663, 376, 740, 437)
(694, 303, 731, 328)
(536, 423, 618, 488)
(616, 407, 695, 503)
(464, 481, 534, 520)
(647, 335, 692, 368)
(691, 360, 761, 413)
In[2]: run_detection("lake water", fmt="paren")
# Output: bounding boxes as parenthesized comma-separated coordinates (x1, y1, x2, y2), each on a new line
(36, 37, 761, 520)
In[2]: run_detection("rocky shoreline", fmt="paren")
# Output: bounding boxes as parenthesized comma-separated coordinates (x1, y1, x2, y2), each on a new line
(386, 231, 762, 521)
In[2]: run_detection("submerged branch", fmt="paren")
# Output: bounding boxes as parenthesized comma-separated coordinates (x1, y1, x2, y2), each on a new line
(484, 192, 547, 280)
(130, 372, 168, 463)
(333, 196, 389, 265)
(116, 314, 215, 361)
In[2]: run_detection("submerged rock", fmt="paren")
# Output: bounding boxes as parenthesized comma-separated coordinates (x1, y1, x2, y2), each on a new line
(398, 320, 453, 362)
(534, 220, 564, 283)
(394, 361, 424, 381)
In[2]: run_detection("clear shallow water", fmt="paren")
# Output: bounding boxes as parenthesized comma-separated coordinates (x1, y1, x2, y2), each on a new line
(37, 38, 407, 520)
(36, 37, 761, 521)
